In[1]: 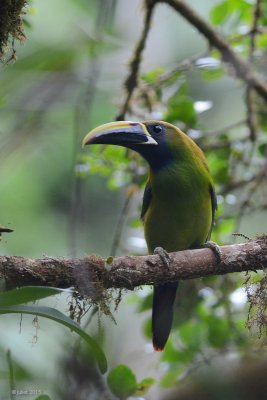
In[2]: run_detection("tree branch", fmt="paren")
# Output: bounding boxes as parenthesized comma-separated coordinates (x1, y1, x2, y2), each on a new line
(159, 0, 267, 102)
(1, 236, 266, 291)
(116, 0, 156, 120)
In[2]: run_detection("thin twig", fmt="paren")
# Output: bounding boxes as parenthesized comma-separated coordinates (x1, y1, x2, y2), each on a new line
(159, 0, 267, 102)
(245, 0, 262, 141)
(204, 120, 247, 137)
(234, 176, 263, 234)
(220, 170, 265, 195)
(116, 0, 156, 120)
(152, 50, 209, 88)
(7, 350, 15, 398)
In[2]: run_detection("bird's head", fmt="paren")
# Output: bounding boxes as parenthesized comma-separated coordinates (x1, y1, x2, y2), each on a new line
(82, 120, 180, 172)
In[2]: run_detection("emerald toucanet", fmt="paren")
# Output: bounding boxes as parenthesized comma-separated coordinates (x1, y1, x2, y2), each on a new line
(82, 120, 216, 351)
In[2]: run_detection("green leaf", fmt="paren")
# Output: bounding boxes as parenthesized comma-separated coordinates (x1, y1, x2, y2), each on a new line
(5, 355, 32, 382)
(142, 67, 165, 84)
(228, 0, 252, 21)
(179, 320, 205, 351)
(216, 218, 236, 236)
(15, 47, 75, 71)
(0, 305, 107, 374)
(258, 143, 267, 156)
(135, 377, 155, 396)
(205, 314, 229, 348)
(160, 368, 183, 388)
(210, 1, 229, 25)
(129, 218, 142, 229)
(256, 33, 267, 49)
(0, 286, 68, 306)
(137, 292, 153, 312)
(211, 0, 252, 25)
(207, 148, 230, 185)
(107, 364, 137, 399)
(143, 317, 152, 339)
(165, 96, 196, 125)
(22, 19, 33, 30)
(201, 67, 225, 81)
(161, 339, 194, 364)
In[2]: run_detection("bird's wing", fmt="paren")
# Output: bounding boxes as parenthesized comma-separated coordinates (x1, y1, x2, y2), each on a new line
(141, 180, 152, 221)
(207, 184, 217, 241)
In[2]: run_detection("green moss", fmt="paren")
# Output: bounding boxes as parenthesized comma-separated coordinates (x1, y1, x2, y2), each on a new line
(0, 0, 28, 62)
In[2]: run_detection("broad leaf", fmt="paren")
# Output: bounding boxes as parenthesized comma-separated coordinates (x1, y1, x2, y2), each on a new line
(0, 305, 107, 373)
(107, 364, 137, 399)
(210, 1, 229, 25)
(0, 286, 70, 306)
(135, 377, 155, 396)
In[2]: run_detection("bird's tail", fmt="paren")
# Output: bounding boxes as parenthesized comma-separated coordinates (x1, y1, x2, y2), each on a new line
(152, 281, 178, 351)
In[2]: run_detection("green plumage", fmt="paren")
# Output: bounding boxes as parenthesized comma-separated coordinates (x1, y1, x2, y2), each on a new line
(143, 125, 214, 253)
(82, 119, 216, 351)
(141, 123, 215, 350)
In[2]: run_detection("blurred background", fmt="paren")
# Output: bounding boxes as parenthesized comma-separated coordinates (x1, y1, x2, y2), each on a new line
(0, 0, 266, 398)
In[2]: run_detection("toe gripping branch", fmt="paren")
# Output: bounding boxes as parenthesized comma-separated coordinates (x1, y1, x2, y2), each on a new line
(204, 241, 222, 263)
(154, 247, 171, 270)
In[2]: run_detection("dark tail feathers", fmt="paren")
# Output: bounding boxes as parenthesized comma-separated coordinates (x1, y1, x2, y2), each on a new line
(152, 281, 178, 351)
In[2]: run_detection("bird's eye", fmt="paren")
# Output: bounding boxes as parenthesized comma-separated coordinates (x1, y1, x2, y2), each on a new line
(153, 125, 163, 134)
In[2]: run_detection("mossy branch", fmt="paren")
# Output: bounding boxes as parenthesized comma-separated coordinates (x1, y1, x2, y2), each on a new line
(0, 236, 266, 291)
(0, 0, 28, 62)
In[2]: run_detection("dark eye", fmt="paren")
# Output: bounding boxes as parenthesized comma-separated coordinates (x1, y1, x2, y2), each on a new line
(153, 124, 163, 134)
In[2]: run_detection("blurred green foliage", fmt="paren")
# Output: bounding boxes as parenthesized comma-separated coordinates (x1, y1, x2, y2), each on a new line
(107, 364, 155, 399)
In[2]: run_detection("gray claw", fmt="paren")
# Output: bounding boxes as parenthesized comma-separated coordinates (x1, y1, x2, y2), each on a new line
(154, 246, 170, 269)
(204, 241, 222, 263)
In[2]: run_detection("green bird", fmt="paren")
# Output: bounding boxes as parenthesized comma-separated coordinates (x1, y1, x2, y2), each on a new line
(82, 120, 216, 351)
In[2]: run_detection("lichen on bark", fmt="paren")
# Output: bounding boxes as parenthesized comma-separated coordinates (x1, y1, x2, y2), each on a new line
(0, 0, 28, 62)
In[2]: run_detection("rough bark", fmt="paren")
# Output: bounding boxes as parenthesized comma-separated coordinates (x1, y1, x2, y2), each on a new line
(0, 236, 266, 291)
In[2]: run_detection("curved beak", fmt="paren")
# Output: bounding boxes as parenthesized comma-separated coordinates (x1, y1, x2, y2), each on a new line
(82, 121, 158, 148)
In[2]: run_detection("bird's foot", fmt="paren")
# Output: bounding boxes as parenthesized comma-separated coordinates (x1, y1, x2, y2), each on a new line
(154, 247, 170, 269)
(204, 241, 222, 263)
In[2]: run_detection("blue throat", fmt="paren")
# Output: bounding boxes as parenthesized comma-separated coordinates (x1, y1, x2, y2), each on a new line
(133, 142, 174, 173)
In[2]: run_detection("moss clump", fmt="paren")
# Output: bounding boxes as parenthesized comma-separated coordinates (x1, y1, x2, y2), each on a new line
(246, 271, 267, 337)
(0, 0, 28, 62)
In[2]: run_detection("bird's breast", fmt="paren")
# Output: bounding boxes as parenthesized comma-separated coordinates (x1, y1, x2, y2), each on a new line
(143, 165, 212, 253)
